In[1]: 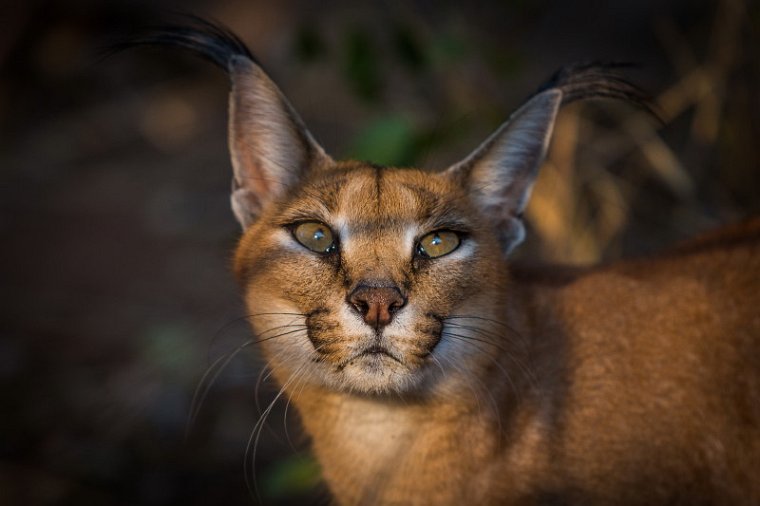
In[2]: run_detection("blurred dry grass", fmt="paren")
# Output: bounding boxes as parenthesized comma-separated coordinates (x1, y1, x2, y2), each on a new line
(527, 0, 754, 264)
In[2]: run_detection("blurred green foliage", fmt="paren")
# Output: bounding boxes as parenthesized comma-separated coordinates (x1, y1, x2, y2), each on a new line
(347, 115, 416, 166)
(392, 23, 427, 71)
(343, 28, 383, 102)
(428, 32, 469, 68)
(262, 454, 322, 500)
(294, 24, 327, 63)
(142, 322, 199, 382)
(293, 17, 492, 170)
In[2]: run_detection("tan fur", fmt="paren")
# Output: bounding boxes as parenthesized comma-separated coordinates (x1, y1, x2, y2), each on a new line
(131, 22, 759, 505)
(233, 160, 759, 505)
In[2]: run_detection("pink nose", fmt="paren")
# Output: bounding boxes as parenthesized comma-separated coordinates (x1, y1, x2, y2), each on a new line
(348, 285, 406, 329)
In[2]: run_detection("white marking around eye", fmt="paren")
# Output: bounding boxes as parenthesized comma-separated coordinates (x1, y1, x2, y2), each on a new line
(332, 214, 352, 256)
(332, 214, 349, 236)
(442, 238, 476, 260)
(273, 228, 304, 251)
(403, 225, 418, 258)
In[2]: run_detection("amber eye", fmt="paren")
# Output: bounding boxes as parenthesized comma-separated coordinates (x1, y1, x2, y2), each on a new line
(416, 231, 461, 259)
(293, 222, 336, 254)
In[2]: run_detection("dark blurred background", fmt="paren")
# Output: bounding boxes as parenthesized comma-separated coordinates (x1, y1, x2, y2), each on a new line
(1, 0, 758, 504)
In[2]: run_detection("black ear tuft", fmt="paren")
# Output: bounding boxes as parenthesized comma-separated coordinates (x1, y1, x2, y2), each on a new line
(106, 14, 258, 72)
(535, 62, 660, 121)
(109, 15, 331, 228)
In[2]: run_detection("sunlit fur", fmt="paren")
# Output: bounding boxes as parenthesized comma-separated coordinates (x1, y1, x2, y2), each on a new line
(234, 159, 760, 505)
(234, 162, 510, 397)
(125, 19, 760, 506)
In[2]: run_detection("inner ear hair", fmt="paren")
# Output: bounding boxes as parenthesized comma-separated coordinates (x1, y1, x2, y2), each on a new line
(113, 15, 332, 229)
(444, 62, 653, 255)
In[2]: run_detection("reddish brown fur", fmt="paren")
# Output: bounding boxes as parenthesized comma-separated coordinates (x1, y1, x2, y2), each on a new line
(234, 160, 760, 505)
(130, 21, 760, 506)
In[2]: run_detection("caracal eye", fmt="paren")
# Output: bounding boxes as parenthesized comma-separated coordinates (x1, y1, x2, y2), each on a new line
(293, 222, 336, 254)
(416, 231, 461, 259)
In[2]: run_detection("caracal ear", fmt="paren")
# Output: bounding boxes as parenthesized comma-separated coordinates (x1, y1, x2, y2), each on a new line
(228, 56, 332, 227)
(118, 23, 651, 234)
(442, 63, 655, 254)
(113, 18, 333, 228)
(444, 90, 562, 254)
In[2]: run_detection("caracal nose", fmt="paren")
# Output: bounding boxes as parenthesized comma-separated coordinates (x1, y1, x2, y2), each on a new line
(348, 285, 406, 329)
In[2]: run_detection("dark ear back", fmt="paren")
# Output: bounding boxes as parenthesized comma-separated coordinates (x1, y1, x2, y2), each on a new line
(115, 17, 332, 228)
(444, 62, 652, 254)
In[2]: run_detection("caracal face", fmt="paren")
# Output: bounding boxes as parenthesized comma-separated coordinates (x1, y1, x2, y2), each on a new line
(235, 163, 507, 395)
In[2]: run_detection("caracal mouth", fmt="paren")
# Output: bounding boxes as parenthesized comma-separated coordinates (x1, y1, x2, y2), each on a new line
(359, 345, 401, 362)
(336, 344, 404, 372)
